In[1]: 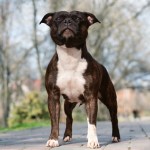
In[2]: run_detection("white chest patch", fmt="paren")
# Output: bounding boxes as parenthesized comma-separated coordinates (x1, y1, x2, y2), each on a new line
(56, 45, 88, 103)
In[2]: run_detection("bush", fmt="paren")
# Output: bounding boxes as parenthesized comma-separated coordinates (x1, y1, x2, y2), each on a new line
(8, 91, 49, 127)
(73, 105, 86, 122)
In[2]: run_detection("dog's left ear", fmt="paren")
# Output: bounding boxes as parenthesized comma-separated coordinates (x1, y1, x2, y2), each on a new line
(40, 13, 54, 27)
(84, 12, 101, 26)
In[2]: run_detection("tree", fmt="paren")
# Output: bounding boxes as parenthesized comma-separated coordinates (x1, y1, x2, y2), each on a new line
(0, 0, 48, 127)
(0, 0, 12, 127)
(32, 0, 43, 81)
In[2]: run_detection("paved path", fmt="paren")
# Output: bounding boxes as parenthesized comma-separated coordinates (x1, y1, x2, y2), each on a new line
(0, 120, 150, 150)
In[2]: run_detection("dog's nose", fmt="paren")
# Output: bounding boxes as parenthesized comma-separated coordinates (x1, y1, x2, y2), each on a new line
(64, 18, 71, 26)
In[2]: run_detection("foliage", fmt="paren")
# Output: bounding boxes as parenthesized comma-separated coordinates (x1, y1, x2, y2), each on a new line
(8, 91, 49, 127)
(73, 105, 86, 122)
(0, 120, 49, 133)
(97, 102, 110, 121)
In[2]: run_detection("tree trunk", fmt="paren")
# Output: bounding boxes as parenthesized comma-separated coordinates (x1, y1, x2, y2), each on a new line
(32, 0, 44, 83)
(0, 0, 11, 127)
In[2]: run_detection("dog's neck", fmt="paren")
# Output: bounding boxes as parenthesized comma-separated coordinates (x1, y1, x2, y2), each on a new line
(56, 45, 84, 70)
(56, 45, 81, 59)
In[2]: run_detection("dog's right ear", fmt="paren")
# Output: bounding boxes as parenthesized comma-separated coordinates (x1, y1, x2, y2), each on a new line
(40, 13, 54, 27)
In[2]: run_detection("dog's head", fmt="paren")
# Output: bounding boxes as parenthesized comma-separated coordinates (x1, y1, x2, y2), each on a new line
(40, 11, 100, 48)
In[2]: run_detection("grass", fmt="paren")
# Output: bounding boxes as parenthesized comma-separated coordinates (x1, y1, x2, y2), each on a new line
(0, 120, 50, 133)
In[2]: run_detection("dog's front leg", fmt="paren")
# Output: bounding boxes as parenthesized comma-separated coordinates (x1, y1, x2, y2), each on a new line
(63, 100, 77, 142)
(85, 98, 100, 149)
(46, 89, 60, 147)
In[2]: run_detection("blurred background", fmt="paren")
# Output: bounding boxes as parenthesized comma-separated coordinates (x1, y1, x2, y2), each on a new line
(0, 0, 150, 129)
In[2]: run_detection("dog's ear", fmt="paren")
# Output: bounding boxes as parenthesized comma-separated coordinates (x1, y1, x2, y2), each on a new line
(84, 12, 101, 26)
(40, 13, 54, 26)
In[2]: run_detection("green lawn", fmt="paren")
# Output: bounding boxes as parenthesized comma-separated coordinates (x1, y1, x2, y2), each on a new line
(0, 120, 50, 133)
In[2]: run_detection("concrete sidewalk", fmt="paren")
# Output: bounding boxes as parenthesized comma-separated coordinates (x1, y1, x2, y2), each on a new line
(0, 120, 150, 150)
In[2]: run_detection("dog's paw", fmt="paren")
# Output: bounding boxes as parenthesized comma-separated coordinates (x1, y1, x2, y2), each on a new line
(87, 137, 100, 149)
(63, 136, 72, 142)
(112, 136, 120, 143)
(46, 139, 59, 147)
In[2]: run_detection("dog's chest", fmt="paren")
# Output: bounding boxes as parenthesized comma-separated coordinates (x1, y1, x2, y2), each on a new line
(56, 46, 88, 102)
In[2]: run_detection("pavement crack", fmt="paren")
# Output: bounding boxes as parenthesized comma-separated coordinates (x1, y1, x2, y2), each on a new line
(138, 122, 149, 138)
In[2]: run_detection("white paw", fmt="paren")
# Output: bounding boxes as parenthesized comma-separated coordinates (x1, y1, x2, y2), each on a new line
(87, 136, 100, 149)
(46, 139, 59, 147)
(112, 136, 120, 142)
(63, 136, 72, 142)
(87, 120, 100, 149)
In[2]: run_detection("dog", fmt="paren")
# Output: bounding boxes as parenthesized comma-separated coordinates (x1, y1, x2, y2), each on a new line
(40, 11, 120, 149)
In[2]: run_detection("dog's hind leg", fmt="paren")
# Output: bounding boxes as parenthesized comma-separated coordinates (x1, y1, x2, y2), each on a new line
(99, 93, 120, 142)
(63, 100, 77, 142)
(109, 101, 120, 142)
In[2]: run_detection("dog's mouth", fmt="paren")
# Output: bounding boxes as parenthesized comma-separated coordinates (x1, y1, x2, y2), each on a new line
(61, 28, 75, 39)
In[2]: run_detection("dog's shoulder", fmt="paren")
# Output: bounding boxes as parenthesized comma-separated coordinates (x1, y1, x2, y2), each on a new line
(46, 53, 58, 71)
(45, 53, 58, 90)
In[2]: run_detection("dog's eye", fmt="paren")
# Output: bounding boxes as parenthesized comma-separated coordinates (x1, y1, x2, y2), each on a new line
(56, 17, 61, 21)
(72, 16, 81, 21)
(76, 17, 80, 21)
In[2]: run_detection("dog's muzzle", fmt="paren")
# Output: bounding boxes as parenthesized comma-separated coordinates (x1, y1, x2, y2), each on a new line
(58, 18, 77, 39)
(62, 28, 74, 39)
